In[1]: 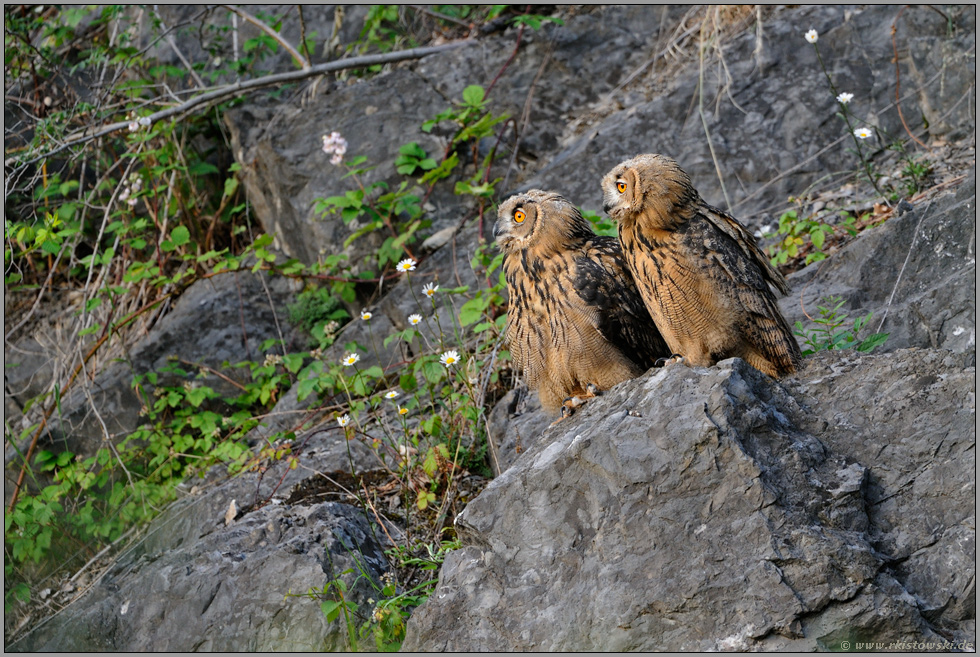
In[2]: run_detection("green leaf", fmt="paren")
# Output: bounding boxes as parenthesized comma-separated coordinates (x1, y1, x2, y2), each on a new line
(461, 85, 485, 107)
(188, 161, 220, 176)
(422, 359, 444, 384)
(321, 599, 343, 622)
(399, 371, 418, 392)
(170, 226, 190, 246)
(458, 296, 490, 326)
(810, 226, 826, 251)
(856, 332, 889, 353)
(422, 448, 439, 477)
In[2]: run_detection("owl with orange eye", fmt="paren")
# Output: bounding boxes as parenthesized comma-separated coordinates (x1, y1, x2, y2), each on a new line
(601, 153, 802, 378)
(494, 190, 670, 419)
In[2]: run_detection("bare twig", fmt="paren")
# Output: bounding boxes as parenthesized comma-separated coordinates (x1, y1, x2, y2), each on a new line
(297, 6, 311, 65)
(407, 5, 472, 30)
(891, 6, 930, 149)
(5, 41, 477, 171)
(221, 4, 310, 71)
(698, 21, 733, 212)
(152, 5, 207, 89)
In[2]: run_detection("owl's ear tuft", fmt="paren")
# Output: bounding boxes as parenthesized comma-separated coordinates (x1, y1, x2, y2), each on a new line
(624, 167, 642, 208)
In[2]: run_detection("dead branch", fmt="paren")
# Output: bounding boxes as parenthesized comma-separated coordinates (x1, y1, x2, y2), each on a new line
(220, 4, 311, 71)
(5, 40, 477, 172)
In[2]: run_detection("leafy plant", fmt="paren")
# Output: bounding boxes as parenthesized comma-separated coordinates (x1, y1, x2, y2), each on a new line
(3, 3, 519, 640)
(793, 296, 889, 356)
(312, 534, 462, 651)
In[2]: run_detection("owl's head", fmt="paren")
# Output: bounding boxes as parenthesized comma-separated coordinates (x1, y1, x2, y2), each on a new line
(494, 190, 595, 254)
(601, 154, 696, 228)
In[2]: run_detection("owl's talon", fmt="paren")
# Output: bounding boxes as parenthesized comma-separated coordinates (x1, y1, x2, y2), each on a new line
(585, 382, 601, 397)
(655, 354, 685, 367)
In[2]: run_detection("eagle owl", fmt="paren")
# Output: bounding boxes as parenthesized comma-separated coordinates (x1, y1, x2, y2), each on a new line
(601, 154, 802, 378)
(495, 190, 669, 415)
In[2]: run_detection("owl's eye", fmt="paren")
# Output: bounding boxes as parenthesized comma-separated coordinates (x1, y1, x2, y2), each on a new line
(616, 181, 627, 193)
(514, 209, 526, 223)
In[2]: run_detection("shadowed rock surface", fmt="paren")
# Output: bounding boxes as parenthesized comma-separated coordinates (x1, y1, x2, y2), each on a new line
(403, 350, 975, 651)
(7, 422, 386, 652)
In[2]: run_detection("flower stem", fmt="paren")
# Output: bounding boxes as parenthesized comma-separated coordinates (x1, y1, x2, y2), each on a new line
(812, 43, 883, 196)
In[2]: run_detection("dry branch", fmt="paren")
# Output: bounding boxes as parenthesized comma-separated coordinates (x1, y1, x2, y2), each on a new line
(5, 40, 477, 172)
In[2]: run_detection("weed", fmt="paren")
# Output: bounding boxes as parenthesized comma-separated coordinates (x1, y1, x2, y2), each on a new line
(794, 296, 889, 356)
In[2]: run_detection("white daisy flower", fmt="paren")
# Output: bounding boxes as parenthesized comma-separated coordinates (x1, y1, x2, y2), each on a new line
(337, 414, 350, 427)
(398, 406, 409, 415)
(836, 92, 853, 105)
(396, 258, 417, 272)
(408, 313, 422, 326)
(342, 353, 360, 367)
(853, 127, 873, 139)
(128, 121, 140, 132)
(361, 310, 372, 321)
(804, 29, 818, 44)
(422, 282, 439, 297)
(440, 350, 460, 368)
(385, 390, 399, 399)
(138, 116, 152, 127)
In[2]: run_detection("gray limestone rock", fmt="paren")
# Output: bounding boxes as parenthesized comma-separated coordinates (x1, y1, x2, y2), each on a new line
(7, 418, 388, 652)
(403, 350, 975, 651)
(780, 173, 976, 358)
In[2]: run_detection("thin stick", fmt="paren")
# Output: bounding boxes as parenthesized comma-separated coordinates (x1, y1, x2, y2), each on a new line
(891, 7, 930, 149)
(698, 22, 733, 211)
(221, 5, 310, 71)
(6, 41, 477, 170)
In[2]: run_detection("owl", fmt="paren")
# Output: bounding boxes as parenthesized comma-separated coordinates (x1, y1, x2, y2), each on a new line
(601, 153, 802, 378)
(495, 190, 669, 417)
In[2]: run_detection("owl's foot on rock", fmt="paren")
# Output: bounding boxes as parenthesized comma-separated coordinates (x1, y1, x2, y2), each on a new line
(655, 354, 685, 367)
(551, 385, 603, 425)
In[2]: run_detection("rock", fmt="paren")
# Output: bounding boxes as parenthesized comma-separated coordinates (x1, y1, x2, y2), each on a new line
(5, 267, 305, 502)
(516, 5, 975, 223)
(7, 419, 388, 652)
(485, 386, 550, 476)
(780, 172, 976, 357)
(403, 349, 974, 651)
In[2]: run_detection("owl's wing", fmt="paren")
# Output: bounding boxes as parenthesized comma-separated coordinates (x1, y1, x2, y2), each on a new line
(695, 205, 802, 371)
(574, 236, 670, 369)
(701, 202, 790, 295)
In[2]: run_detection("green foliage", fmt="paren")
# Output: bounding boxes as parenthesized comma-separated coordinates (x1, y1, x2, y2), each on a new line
(3, 2, 523, 637)
(794, 296, 889, 356)
(395, 142, 438, 176)
(310, 535, 461, 651)
(287, 286, 351, 344)
(767, 207, 862, 267)
(582, 208, 618, 237)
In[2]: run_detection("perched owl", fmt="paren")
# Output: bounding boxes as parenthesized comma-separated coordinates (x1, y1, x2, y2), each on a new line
(495, 190, 669, 416)
(601, 153, 802, 378)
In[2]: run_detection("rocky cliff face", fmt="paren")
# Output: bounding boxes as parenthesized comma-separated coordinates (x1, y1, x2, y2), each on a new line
(403, 348, 974, 651)
(7, 4, 975, 652)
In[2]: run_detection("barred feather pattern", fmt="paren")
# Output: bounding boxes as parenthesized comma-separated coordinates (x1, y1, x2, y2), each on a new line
(495, 190, 669, 413)
(602, 154, 802, 378)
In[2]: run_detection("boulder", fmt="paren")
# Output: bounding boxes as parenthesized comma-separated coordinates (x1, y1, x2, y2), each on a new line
(403, 349, 975, 651)
(780, 173, 976, 357)
(5, 267, 305, 501)
(7, 419, 388, 652)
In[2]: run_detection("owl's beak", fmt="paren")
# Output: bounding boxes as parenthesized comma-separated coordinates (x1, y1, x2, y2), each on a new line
(602, 202, 613, 214)
(492, 220, 506, 239)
